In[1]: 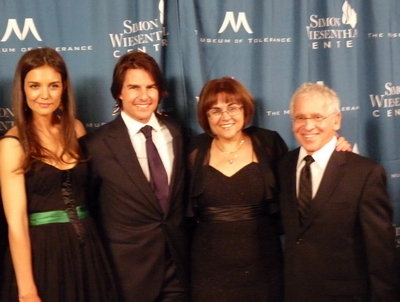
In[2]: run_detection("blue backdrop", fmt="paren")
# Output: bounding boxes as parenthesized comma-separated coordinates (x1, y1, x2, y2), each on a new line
(1, 0, 399, 240)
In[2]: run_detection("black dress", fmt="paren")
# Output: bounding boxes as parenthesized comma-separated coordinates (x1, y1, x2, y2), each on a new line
(190, 163, 283, 302)
(0, 161, 118, 302)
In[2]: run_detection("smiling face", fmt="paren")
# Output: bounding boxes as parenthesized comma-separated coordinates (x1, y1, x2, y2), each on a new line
(207, 93, 245, 141)
(292, 92, 342, 154)
(24, 65, 63, 117)
(119, 68, 159, 123)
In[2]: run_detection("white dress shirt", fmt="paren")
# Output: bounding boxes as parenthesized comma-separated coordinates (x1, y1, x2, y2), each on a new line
(121, 111, 174, 185)
(296, 136, 337, 198)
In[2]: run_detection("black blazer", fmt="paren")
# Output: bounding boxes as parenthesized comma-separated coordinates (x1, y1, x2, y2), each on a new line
(83, 114, 188, 302)
(187, 126, 288, 219)
(186, 126, 287, 227)
(279, 148, 398, 302)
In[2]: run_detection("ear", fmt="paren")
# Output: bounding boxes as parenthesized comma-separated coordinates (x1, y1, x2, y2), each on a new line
(333, 112, 342, 131)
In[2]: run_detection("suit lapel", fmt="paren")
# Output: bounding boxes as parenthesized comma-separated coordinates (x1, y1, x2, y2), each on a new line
(299, 151, 346, 233)
(285, 149, 303, 234)
(287, 150, 299, 203)
(103, 116, 162, 213)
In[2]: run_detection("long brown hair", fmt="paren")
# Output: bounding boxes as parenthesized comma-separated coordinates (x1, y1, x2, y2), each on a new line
(12, 47, 81, 170)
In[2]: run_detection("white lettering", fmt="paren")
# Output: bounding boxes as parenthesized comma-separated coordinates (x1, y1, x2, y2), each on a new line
(123, 19, 159, 34)
(309, 15, 342, 28)
(0, 108, 14, 118)
(372, 110, 380, 117)
(384, 82, 400, 96)
(0, 121, 14, 132)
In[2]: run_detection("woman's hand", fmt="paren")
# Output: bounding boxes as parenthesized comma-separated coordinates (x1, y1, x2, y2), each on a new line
(336, 135, 352, 151)
(19, 292, 41, 302)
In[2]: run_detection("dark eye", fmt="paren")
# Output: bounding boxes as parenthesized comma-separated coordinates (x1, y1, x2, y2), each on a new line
(294, 116, 306, 121)
(209, 109, 221, 115)
(313, 115, 325, 122)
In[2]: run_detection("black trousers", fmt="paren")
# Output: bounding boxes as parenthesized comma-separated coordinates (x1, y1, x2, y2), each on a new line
(156, 252, 187, 302)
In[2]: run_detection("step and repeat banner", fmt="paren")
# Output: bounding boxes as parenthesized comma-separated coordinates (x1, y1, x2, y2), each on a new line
(0, 1, 399, 235)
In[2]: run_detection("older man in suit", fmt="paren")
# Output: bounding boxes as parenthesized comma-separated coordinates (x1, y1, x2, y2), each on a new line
(279, 82, 398, 301)
(83, 51, 188, 302)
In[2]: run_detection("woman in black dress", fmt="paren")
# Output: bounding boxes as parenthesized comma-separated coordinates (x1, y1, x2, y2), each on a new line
(188, 77, 287, 301)
(0, 48, 118, 302)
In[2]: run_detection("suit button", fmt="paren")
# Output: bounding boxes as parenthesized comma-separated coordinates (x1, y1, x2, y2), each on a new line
(296, 238, 303, 245)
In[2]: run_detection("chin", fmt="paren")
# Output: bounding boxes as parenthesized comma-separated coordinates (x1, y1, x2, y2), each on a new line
(304, 146, 319, 154)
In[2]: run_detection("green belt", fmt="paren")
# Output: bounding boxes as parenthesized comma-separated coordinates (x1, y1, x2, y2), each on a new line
(29, 206, 89, 226)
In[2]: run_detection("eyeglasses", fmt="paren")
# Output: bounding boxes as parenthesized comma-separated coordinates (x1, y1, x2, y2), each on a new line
(292, 112, 338, 124)
(207, 106, 243, 119)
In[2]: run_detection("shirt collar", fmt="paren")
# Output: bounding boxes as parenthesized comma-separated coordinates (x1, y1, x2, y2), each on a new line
(297, 136, 337, 170)
(121, 111, 162, 134)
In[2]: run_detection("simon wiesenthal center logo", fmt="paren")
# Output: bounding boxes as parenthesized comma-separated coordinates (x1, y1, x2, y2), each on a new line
(306, 0, 358, 49)
(0, 18, 93, 54)
(0, 107, 15, 133)
(369, 82, 400, 118)
(198, 11, 292, 45)
(108, 0, 168, 57)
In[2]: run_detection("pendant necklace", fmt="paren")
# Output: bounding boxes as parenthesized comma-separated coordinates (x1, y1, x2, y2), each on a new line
(214, 137, 246, 164)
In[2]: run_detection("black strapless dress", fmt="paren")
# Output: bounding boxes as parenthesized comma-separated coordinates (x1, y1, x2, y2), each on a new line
(190, 163, 283, 302)
(0, 161, 118, 302)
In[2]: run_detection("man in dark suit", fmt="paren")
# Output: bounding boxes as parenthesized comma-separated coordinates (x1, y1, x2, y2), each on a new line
(279, 82, 398, 301)
(83, 51, 188, 302)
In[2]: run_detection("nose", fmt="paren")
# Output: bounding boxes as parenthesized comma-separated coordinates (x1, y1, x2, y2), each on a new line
(138, 88, 150, 100)
(303, 118, 316, 130)
(40, 87, 49, 99)
(220, 110, 232, 120)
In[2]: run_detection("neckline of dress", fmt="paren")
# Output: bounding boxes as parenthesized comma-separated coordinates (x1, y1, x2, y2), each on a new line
(39, 161, 77, 171)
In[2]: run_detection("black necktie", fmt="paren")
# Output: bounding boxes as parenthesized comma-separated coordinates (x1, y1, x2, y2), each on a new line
(140, 125, 169, 213)
(298, 155, 315, 220)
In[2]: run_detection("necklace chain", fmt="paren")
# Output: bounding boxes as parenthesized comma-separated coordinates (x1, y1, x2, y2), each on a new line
(214, 138, 246, 164)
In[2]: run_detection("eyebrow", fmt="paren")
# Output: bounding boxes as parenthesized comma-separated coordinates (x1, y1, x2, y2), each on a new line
(126, 83, 157, 88)
(26, 80, 61, 84)
(210, 102, 239, 109)
(295, 113, 325, 116)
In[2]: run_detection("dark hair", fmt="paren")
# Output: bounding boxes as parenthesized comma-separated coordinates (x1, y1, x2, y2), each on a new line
(12, 47, 80, 170)
(197, 77, 255, 135)
(110, 51, 167, 113)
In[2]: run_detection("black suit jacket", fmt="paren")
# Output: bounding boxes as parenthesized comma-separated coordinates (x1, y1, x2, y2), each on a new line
(279, 148, 398, 302)
(83, 114, 188, 302)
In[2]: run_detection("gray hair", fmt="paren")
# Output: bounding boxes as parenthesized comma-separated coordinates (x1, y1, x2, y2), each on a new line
(289, 82, 341, 116)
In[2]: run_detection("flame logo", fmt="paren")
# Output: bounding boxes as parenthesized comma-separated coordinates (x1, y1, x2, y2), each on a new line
(342, 0, 357, 28)
(159, 0, 164, 25)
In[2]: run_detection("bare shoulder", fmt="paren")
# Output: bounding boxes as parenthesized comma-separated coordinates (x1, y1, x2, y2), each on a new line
(0, 128, 24, 170)
(1, 127, 21, 147)
(74, 119, 87, 138)
(0, 127, 21, 147)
